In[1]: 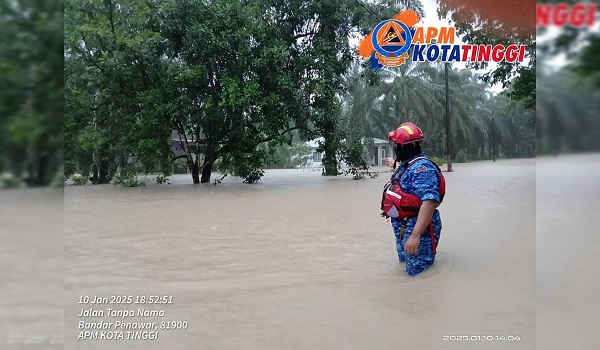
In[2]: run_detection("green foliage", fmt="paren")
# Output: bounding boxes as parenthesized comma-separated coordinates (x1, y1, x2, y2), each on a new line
(51, 165, 65, 187)
(574, 35, 600, 86)
(0, 174, 22, 189)
(437, 0, 535, 109)
(64, 0, 388, 184)
(537, 67, 600, 153)
(172, 158, 188, 174)
(238, 154, 267, 184)
(71, 175, 89, 186)
(217, 150, 267, 183)
(265, 141, 313, 169)
(430, 156, 445, 167)
(537, 0, 600, 84)
(342, 165, 379, 180)
(454, 150, 469, 163)
(155, 175, 169, 185)
(0, 0, 63, 186)
(111, 168, 145, 187)
(341, 61, 535, 162)
(242, 169, 265, 184)
(339, 138, 369, 179)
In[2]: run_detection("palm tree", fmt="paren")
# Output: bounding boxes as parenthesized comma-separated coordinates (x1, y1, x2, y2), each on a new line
(340, 60, 536, 160)
(537, 67, 600, 154)
(341, 61, 441, 137)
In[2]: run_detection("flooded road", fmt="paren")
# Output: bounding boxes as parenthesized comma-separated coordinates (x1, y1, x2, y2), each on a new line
(1, 189, 63, 349)
(536, 154, 600, 350)
(64, 159, 535, 349)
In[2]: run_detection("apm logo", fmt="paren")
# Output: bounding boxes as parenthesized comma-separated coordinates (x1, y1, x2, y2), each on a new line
(358, 10, 527, 69)
(536, 3, 597, 27)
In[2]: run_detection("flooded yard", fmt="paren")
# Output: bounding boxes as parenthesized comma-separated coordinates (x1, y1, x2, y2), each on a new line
(64, 159, 535, 349)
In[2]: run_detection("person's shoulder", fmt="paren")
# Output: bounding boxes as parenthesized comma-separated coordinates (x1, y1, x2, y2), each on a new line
(409, 158, 439, 174)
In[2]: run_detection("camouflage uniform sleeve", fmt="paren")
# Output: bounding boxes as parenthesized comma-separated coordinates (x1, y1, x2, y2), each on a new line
(409, 161, 441, 202)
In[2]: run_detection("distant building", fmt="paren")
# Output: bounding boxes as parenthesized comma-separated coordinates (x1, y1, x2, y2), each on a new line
(170, 130, 206, 158)
(303, 136, 392, 168)
(305, 137, 324, 167)
(371, 137, 393, 166)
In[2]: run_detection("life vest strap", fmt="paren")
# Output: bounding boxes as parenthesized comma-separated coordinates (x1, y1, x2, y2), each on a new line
(399, 217, 408, 240)
(428, 221, 437, 255)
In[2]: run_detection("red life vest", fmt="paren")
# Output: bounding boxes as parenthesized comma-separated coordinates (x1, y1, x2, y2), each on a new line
(381, 157, 446, 219)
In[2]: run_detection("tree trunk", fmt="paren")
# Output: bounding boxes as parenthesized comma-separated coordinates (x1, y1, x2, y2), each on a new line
(175, 124, 200, 184)
(91, 160, 99, 184)
(322, 155, 338, 175)
(200, 161, 212, 183)
(34, 155, 48, 186)
(108, 158, 118, 181)
(99, 157, 110, 184)
(322, 136, 338, 176)
(190, 161, 200, 184)
(200, 148, 215, 184)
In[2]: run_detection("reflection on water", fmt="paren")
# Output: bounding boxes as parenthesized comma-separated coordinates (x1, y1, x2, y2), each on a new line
(65, 160, 535, 350)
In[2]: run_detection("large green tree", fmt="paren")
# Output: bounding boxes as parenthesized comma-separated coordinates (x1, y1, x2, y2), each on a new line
(64, 0, 388, 184)
(537, 0, 600, 82)
(536, 0, 600, 153)
(0, 0, 63, 186)
(537, 66, 600, 154)
(437, 0, 536, 109)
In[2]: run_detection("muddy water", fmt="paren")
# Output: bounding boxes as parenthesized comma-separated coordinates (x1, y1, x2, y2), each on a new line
(1, 189, 63, 349)
(64, 159, 535, 349)
(536, 154, 600, 350)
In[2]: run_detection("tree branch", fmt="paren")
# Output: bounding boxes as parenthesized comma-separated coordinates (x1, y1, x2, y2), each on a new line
(74, 35, 105, 73)
(293, 32, 317, 40)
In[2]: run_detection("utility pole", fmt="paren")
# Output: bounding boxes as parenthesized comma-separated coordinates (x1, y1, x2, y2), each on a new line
(444, 62, 453, 172)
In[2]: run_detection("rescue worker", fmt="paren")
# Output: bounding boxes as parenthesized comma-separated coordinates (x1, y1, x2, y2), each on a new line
(381, 122, 444, 276)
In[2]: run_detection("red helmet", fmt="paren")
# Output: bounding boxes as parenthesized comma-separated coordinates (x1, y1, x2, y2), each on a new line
(388, 122, 424, 145)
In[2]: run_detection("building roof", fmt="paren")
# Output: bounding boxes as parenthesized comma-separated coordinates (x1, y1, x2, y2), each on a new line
(372, 137, 389, 145)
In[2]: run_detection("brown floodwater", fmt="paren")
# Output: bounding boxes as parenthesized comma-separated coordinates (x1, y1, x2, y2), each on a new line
(63, 159, 536, 349)
(1, 189, 63, 349)
(536, 154, 600, 350)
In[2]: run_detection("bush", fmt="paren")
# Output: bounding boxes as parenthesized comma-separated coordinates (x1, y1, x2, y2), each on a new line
(71, 175, 89, 186)
(218, 150, 268, 183)
(155, 175, 169, 185)
(111, 168, 145, 187)
(172, 158, 188, 174)
(211, 158, 221, 172)
(454, 150, 469, 163)
(52, 166, 65, 187)
(430, 156, 445, 167)
(339, 139, 374, 180)
(0, 174, 21, 189)
(242, 169, 265, 184)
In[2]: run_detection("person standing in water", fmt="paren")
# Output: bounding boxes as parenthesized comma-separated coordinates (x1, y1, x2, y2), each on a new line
(381, 122, 445, 276)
